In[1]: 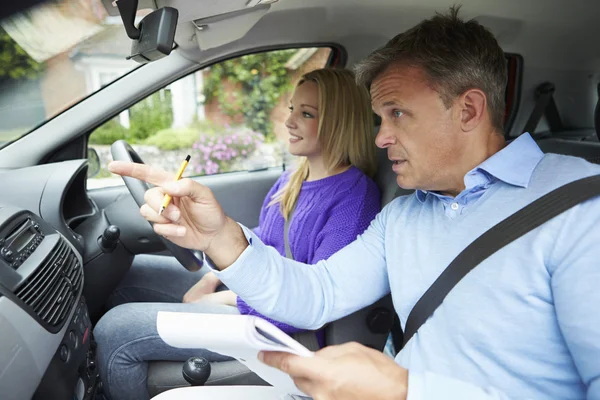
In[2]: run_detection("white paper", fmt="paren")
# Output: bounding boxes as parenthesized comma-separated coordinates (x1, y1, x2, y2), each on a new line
(151, 386, 291, 400)
(156, 311, 314, 397)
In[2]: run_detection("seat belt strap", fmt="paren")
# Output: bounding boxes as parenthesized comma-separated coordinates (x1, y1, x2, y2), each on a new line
(523, 82, 563, 134)
(402, 174, 600, 348)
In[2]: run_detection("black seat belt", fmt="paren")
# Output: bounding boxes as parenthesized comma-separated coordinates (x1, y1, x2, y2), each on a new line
(402, 174, 600, 348)
(523, 82, 563, 135)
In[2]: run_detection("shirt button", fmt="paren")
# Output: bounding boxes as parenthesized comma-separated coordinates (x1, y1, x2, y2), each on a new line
(451, 202, 459, 210)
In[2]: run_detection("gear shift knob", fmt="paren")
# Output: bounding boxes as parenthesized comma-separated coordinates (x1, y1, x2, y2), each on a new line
(182, 357, 211, 386)
(98, 225, 120, 253)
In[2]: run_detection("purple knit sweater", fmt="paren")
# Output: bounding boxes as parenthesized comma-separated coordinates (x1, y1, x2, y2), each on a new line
(236, 166, 381, 344)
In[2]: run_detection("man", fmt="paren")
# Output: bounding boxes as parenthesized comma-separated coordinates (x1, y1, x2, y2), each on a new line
(109, 7, 600, 400)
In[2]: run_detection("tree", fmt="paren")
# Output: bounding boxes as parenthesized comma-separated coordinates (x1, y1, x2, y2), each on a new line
(203, 49, 296, 140)
(0, 27, 43, 80)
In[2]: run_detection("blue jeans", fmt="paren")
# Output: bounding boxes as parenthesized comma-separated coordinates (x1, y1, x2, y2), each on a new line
(94, 255, 239, 400)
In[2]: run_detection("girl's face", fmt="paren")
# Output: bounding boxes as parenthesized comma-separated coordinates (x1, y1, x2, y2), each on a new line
(285, 81, 321, 158)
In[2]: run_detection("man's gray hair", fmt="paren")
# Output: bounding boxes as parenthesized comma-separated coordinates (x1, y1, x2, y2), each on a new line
(354, 6, 508, 131)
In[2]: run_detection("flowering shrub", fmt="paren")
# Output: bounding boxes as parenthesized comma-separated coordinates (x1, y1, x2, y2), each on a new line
(191, 126, 265, 175)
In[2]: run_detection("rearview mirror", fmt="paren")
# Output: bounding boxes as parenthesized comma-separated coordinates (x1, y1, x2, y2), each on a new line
(116, 0, 178, 64)
(129, 7, 178, 64)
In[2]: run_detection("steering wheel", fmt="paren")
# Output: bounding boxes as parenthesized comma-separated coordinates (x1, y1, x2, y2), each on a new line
(110, 140, 204, 271)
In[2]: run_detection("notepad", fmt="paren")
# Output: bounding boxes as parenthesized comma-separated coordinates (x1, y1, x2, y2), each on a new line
(156, 311, 314, 397)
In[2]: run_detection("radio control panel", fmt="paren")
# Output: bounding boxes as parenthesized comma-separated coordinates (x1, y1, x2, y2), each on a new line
(0, 215, 46, 270)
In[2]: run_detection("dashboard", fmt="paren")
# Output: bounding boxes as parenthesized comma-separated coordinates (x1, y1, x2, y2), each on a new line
(0, 156, 272, 399)
(0, 206, 96, 400)
(0, 160, 94, 255)
(0, 159, 141, 400)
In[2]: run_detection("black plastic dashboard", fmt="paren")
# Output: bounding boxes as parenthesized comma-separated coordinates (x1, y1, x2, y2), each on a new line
(0, 160, 117, 400)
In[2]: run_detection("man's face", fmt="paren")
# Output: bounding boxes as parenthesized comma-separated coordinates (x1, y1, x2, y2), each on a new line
(371, 63, 467, 193)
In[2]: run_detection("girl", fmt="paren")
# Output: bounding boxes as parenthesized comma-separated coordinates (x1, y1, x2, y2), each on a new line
(94, 68, 381, 400)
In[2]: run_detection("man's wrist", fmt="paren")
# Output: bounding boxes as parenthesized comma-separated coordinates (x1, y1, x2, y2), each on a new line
(395, 373, 408, 400)
(205, 217, 249, 270)
(387, 365, 409, 400)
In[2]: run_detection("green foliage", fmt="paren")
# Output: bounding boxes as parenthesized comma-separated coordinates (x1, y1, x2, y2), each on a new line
(144, 127, 200, 150)
(89, 90, 174, 145)
(0, 27, 43, 80)
(188, 118, 221, 136)
(89, 118, 128, 145)
(94, 168, 113, 179)
(128, 90, 173, 141)
(203, 50, 296, 140)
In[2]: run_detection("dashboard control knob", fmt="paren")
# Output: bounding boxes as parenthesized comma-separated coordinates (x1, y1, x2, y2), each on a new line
(1, 248, 13, 261)
(59, 344, 69, 362)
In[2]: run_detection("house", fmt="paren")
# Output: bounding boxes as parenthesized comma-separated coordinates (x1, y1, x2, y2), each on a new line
(0, 0, 331, 143)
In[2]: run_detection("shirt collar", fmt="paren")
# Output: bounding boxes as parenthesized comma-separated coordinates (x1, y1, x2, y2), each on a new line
(416, 133, 544, 203)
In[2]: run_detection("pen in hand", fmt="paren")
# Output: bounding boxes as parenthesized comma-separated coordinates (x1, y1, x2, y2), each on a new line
(158, 155, 191, 216)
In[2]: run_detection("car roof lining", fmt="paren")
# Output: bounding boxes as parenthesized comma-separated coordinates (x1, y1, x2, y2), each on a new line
(2, 0, 600, 168)
(99, 0, 600, 71)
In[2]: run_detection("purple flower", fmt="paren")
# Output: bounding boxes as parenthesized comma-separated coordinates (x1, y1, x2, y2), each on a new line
(190, 125, 265, 175)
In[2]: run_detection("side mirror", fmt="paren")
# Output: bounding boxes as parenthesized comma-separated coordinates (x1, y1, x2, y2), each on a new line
(87, 148, 101, 178)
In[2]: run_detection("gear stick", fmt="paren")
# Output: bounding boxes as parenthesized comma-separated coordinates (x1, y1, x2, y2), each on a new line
(98, 225, 120, 253)
(182, 357, 211, 386)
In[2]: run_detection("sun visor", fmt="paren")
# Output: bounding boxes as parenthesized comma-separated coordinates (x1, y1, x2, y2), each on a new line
(192, 4, 271, 50)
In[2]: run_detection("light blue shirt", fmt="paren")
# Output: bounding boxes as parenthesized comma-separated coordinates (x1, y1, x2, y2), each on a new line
(214, 133, 600, 399)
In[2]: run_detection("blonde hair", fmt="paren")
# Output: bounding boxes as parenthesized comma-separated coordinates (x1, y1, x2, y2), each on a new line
(271, 68, 377, 220)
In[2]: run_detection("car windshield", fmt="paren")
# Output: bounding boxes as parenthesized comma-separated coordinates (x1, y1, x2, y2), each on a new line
(0, 0, 142, 148)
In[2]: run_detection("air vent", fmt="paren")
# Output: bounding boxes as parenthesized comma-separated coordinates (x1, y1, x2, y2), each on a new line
(14, 238, 82, 330)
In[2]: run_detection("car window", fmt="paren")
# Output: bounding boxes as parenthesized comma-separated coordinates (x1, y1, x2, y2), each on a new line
(87, 47, 333, 189)
(0, 0, 144, 148)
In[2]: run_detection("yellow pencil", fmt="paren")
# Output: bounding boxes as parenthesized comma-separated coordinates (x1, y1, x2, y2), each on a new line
(158, 155, 190, 215)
